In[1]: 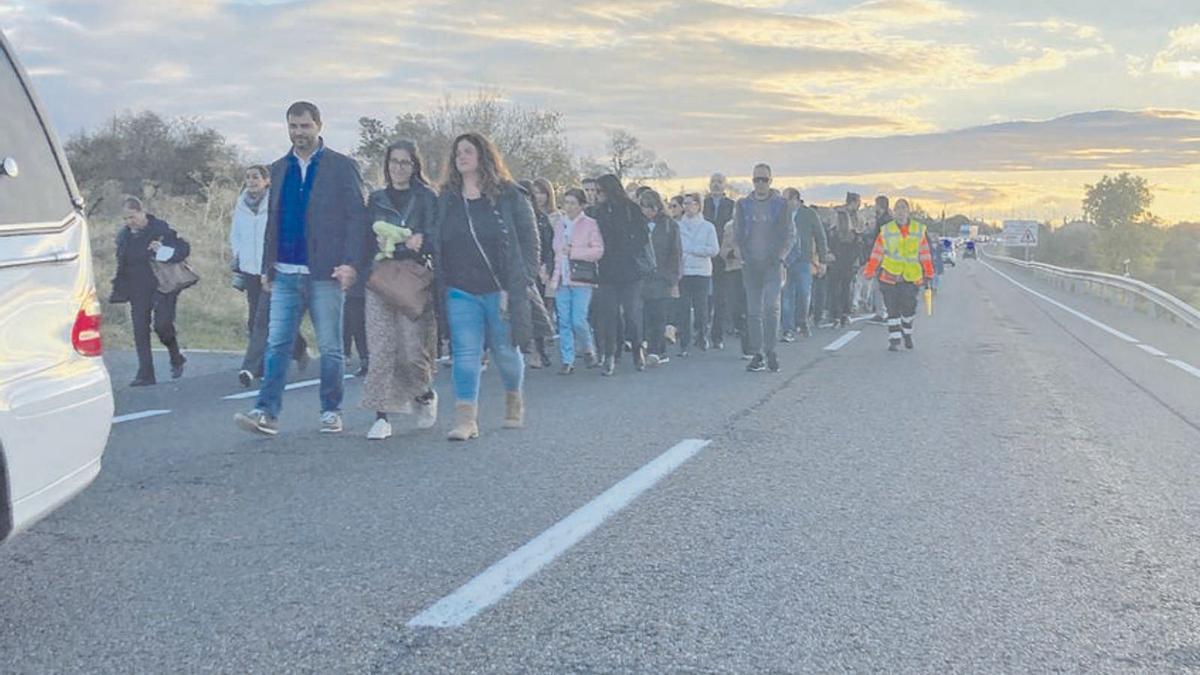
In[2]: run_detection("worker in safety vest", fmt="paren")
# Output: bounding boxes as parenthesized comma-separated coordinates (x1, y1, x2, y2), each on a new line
(861, 198, 935, 351)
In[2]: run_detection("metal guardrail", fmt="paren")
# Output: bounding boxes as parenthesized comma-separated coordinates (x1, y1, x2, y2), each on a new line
(985, 251, 1200, 332)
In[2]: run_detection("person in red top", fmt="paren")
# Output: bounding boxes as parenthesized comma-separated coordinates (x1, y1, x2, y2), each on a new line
(861, 198, 935, 351)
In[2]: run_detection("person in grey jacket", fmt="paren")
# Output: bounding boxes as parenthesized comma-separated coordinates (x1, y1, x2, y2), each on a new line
(732, 163, 795, 373)
(781, 188, 829, 339)
(639, 189, 682, 366)
(676, 192, 720, 355)
(234, 101, 367, 437)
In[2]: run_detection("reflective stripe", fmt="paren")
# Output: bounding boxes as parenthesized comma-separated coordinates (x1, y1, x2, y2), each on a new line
(880, 221, 926, 283)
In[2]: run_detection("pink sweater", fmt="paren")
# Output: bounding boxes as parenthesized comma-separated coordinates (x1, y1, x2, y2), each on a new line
(549, 212, 605, 289)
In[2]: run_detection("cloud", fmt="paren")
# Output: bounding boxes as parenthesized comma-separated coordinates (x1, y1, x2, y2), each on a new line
(1151, 24, 1200, 78)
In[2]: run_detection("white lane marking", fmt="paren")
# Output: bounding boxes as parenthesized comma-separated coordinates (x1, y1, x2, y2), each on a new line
(113, 410, 171, 424)
(1167, 359, 1200, 380)
(1137, 344, 1168, 357)
(223, 374, 355, 401)
(408, 438, 712, 629)
(982, 262, 1140, 344)
(823, 331, 862, 352)
(849, 315, 872, 324)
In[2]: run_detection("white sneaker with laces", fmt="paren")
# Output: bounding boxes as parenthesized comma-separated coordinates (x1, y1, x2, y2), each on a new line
(367, 417, 392, 440)
(320, 411, 343, 434)
(415, 390, 438, 429)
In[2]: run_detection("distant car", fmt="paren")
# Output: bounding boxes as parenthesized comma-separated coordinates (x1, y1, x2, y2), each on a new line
(963, 241, 978, 259)
(1, 32, 113, 544)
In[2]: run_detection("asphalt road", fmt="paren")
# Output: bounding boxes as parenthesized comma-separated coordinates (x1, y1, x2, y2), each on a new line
(3, 258, 1200, 673)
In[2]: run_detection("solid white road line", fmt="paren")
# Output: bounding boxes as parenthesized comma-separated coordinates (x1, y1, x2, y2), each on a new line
(848, 315, 873, 324)
(1137, 344, 1169, 357)
(982, 262, 1140, 343)
(1167, 359, 1200, 380)
(113, 410, 171, 424)
(223, 374, 355, 401)
(407, 438, 713, 629)
(823, 331, 862, 352)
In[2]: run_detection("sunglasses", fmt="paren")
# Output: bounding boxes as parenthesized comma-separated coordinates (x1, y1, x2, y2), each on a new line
(753, 176, 770, 184)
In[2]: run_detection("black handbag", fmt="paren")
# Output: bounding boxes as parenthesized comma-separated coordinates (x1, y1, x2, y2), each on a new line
(568, 259, 599, 284)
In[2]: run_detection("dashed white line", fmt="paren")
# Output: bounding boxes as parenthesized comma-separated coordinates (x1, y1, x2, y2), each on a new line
(113, 410, 171, 424)
(823, 331, 862, 352)
(1167, 359, 1200, 380)
(1137, 344, 1168, 357)
(407, 438, 712, 629)
(223, 374, 355, 401)
(982, 262, 1140, 343)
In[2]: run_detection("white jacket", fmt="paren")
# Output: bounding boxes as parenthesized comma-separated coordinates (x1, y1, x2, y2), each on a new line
(229, 190, 269, 275)
(678, 214, 720, 277)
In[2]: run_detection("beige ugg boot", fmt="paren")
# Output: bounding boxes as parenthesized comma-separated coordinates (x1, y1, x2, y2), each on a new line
(502, 391, 524, 429)
(447, 402, 479, 441)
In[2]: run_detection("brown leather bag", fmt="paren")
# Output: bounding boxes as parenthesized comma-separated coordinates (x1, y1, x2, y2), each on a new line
(367, 258, 433, 319)
(151, 260, 200, 294)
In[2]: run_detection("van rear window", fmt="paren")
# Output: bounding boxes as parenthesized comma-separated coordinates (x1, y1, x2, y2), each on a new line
(0, 47, 73, 227)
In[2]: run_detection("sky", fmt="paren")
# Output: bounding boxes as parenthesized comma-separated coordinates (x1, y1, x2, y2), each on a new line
(4, 0, 1200, 223)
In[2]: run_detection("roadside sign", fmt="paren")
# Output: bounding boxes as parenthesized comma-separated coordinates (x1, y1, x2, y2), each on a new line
(1002, 220, 1038, 248)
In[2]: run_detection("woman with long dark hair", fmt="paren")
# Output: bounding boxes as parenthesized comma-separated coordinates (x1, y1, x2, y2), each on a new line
(593, 174, 650, 375)
(361, 140, 439, 440)
(433, 133, 540, 440)
(638, 189, 682, 366)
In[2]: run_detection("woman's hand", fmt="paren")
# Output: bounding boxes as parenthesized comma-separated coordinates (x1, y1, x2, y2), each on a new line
(405, 233, 424, 252)
(148, 240, 162, 253)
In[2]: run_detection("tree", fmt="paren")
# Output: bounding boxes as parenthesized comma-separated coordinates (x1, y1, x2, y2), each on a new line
(1082, 173, 1159, 274)
(582, 129, 674, 183)
(354, 91, 578, 189)
(65, 111, 241, 204)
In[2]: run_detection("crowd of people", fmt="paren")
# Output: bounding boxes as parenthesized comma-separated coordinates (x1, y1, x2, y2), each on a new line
(110, 101, 938, 441)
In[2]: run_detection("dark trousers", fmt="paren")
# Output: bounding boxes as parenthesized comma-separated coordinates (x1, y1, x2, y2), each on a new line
(829, 266, 856, 321)
(343, 295, 368, 364)
(643, 297, 672, 356)
(597, 281, 642, 359)
(723, 269, 750, 353)
(678, 275, 711, 350)
(710, 270, 731, 341)
(742, 262, 785, 357)
(130, 290, 182, 379)
(241, 288, 308, 376)
(243, 273, 263, 336)
(881, 280, 920, 344)
(810, 273, 828, 323)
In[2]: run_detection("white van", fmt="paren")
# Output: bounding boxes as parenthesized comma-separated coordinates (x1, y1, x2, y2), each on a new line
(0, 32, 113, 543)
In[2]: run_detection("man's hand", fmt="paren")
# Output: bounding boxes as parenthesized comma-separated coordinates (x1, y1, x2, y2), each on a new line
(261, 275, 271, 294)
(332, 265, 357, 291)
(405, 233, 424, 252)
(148, 240, 162, 253)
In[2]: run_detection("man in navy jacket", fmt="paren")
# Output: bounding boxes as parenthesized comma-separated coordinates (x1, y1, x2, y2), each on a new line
(236, 101, 366, 436)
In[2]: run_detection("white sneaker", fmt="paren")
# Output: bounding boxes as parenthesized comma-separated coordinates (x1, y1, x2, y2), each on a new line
(367, 417, 392, 440)
(320, 411, 343, 434)
(415, 390, 438, 429)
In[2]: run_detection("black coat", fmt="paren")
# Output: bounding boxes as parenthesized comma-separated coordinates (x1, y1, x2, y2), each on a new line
(643, 216, 682, 300)
(704, 194, 736, 274)
(596, 199, 650, 285)
(112, 215, 189, 300)
(430, 182, 540, 347)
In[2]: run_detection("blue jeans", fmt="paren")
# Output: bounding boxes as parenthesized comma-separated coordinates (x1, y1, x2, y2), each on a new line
(256, 273, 345, 418)
(780, 260, 813, 332)
(447, 287, 524, 403)
(555, 285, 594, 366)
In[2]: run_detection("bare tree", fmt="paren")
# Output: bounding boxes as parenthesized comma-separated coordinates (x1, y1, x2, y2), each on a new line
(583, 129, 674, 182)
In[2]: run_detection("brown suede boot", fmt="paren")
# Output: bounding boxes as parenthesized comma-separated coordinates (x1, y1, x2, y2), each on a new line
(447, 402, 479, 441)
(502, 391, 524, 429)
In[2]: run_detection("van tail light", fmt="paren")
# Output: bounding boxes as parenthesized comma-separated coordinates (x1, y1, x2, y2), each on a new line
(72, 290, 103, 357)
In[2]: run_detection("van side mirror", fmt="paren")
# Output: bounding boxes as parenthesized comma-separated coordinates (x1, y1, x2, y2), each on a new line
(1, 157, 17, 178)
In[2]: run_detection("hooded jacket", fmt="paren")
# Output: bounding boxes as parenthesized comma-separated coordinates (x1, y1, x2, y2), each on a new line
(678, 213, 720, 277)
